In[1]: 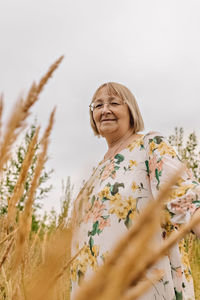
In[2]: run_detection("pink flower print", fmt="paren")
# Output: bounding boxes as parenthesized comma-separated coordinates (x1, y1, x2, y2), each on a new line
(101, 161, 116, 181)
(99, 217, 111, 231)
(149, 156, 163, 180)
(170, 194, 196, 215)
(84, 200, 106, 223)
(175, 267, 183, 279)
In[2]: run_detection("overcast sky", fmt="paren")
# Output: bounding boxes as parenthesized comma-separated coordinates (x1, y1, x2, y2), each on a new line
(0, 0, 200, 212)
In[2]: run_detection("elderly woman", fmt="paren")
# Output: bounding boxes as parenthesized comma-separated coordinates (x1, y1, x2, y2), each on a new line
(70, 82, 200, 300)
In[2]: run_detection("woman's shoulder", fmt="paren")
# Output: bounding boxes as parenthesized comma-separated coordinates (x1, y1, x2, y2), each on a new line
(142, 131, 166, 145)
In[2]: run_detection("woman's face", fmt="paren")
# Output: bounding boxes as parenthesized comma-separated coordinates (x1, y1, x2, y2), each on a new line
(92, 86, 131, 138)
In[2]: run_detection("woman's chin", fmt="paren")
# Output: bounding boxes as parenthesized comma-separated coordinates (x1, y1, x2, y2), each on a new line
(99, 127, 116, 137)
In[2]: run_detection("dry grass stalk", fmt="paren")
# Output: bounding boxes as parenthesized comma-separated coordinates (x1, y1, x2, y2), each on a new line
(0, 57, 62, 175)
(73, 166, 198, 300)
(0, 237, 14, 268)
(0, 228, 18, 246)
(120, 270, 164, 300)
(12, 109, 55, 272)
(36, 56, 64, 95)
(24, 227, 72, 300)
(7, 126, 40, 228)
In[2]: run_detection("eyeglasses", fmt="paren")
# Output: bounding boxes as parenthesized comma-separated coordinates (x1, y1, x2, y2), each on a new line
(89, 99, 126, 112)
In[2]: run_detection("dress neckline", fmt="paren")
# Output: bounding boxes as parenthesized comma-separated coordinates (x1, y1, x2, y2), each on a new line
(98, 134, 145, 166)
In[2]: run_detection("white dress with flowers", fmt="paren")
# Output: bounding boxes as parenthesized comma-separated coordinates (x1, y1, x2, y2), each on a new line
(70, 132, 200, 300)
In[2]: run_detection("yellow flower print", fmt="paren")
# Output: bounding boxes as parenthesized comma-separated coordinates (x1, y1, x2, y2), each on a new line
(109, 194, 137, 220)
(169, 184, 195, 199)
(98, 186, 111, 199)
(131, 181, 139, 193)
(129, 160, 138, 168)
(70, 244, 99, 283)
(128, 137, 144, 152)
(179, 239, 193, 282)
(149, 141, 157, 154)
(157, 141, 176, 156)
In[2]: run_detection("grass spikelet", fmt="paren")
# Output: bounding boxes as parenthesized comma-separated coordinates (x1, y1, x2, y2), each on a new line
(7, 126, 40, 229)
(0, 228, 18, 246)
(0, 57, 62, 175)
(36, 56, 64, 95)
(0, 237, 14, 268)
(12, 109, 55, 272)
(120, 270, 164, 300)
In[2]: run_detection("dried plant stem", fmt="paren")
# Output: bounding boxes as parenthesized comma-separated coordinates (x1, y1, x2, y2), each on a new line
(7, 127, 40, 228)
(12, 109, 55, 272)
(0, 56, 62, 175)
(54, 245, 84, 282)
(120, 270, 164, 300)
(0, 237, 14, 268)
(24, 228, 71, 300)
(0, 228, 18, 246)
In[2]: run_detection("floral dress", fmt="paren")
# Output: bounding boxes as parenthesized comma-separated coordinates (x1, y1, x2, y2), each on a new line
(70, 132, 200, 300)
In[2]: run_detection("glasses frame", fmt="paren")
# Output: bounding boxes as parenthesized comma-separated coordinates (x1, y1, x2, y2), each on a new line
(89, 99, 126, 112)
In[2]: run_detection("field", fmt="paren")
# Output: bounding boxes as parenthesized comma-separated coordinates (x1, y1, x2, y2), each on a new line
(0, 59, 199, 300)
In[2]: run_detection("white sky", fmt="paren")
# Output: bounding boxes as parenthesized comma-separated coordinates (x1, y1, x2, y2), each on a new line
(0, 0, 200, 212)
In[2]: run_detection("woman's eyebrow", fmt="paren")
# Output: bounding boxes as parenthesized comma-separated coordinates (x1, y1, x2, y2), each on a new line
(94, 96, 116, 102)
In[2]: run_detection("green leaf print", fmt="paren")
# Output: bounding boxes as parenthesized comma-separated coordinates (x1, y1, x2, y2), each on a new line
(110, 182, 125, 195)
(88, 221, 101, 236)
(192, 200, 200, 207)
(91, 195, 95, 205)
(114, 166, 120, 170)
(124, 209, 133, 229)
(155, 168, 160, 189)
(101, 215, 109, 220)
(174, 289, 183, 300)
(153, 135, 164, 144)
(89, 236, 94, 256)
(145, 160, 150, 176)
(114, 154, 125, 164)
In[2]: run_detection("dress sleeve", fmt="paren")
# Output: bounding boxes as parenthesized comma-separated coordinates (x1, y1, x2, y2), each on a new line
(144, 132, 200, 225)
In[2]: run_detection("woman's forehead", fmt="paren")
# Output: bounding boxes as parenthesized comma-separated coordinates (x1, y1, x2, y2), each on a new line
(94, 85, 120, 101)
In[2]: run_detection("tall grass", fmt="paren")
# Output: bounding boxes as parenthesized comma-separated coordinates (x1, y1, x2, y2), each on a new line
(0, 62, 199, 300)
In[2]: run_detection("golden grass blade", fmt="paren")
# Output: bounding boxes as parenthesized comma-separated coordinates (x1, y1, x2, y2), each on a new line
(12, 109, 55, 272)
(29, 223, 42, 253)
(36, 56, 64, 95)
(7, 126, 40, 229)
(120, 270, 164, 300)
(24, 227, 71, 300)
(23, 108, 56, 226)
(0, 57, 62, 175)
(0, 100, 26, 174)
(0, 237, 14, 269)
(0, 228, 18, 246)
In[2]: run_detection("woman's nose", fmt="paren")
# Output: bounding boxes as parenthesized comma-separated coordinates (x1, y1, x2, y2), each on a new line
(101, 103, 111, 113)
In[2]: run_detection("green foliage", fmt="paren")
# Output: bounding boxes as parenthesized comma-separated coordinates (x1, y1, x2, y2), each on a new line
(0, 123, 53, 231)
(168, 127, 200, 182)
(169, 127, 200, 299)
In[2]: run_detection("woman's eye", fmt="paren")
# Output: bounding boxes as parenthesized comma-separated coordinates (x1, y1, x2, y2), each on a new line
(95, 103, 103, 108)
(111, 102, 120, 106)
